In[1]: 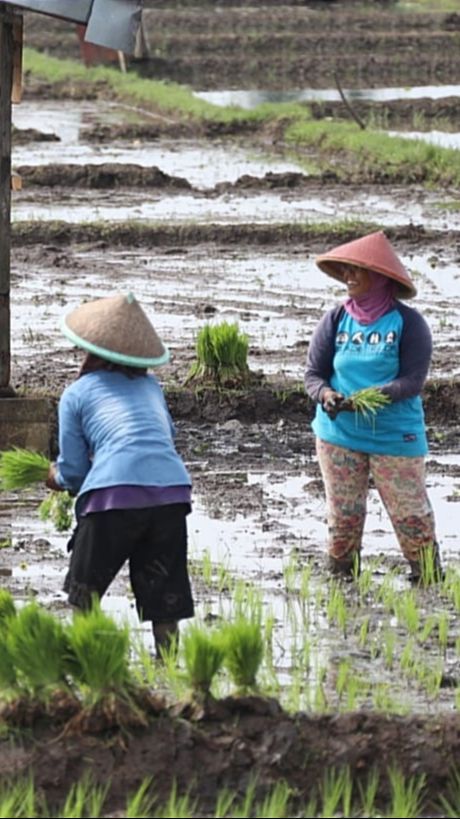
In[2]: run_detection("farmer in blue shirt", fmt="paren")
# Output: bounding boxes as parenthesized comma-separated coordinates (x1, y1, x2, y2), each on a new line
(46, 292, 194, 657)
(304, 231, 441, 583)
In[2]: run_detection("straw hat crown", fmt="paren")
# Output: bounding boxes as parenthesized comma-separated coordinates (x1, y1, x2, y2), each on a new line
(61, 293, 169, 368)
(315, 230, 416, 299)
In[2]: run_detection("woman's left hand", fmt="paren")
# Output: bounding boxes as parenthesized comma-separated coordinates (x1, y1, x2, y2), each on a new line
(45, 464, 63, 492)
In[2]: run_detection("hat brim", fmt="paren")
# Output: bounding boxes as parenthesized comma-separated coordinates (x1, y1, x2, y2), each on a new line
(316, 257, 417, 299)
(61, 317, 170, 368)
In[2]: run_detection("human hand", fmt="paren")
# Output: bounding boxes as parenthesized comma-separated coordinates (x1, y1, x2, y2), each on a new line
(45, 463, 62, 492)
(321, 389, 346, 419)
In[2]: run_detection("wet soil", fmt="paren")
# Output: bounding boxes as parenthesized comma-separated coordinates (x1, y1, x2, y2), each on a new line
(2, 695, 460, 816)
(3, 3, 460, 813)
(22, 3, 460, 90)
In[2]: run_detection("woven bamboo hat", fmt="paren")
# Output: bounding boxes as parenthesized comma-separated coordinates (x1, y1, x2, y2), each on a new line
(61, 292, 169, 368)
(315, 230, 416, 299)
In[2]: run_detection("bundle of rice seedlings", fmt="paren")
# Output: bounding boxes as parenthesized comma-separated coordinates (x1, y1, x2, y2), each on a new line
(6, 602, 69, 697)
(348, 387, 391, 422)
(0, 448, 50, 491)
(65, 605, 154, 729)
(39, 490, 74, 531)
(182, 624, 226, 696)
(66, 605, 132, 698)
(0, 633, 17, 692)
(221, 617, 264, 693)
(187, 322, 249, 386)
(0, 589, 16, 628)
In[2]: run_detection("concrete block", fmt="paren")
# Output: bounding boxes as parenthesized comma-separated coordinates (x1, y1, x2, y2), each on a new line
(0, 396, 51, 453)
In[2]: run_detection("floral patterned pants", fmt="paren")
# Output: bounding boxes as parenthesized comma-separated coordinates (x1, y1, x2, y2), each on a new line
(316, 439, 437, 562)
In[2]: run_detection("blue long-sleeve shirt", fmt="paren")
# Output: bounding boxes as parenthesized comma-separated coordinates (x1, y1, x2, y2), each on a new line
(304, 302, 432, 456)
(55, 370, 191, 497)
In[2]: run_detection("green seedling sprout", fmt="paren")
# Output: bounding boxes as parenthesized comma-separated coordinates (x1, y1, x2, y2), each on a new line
(65, 604, 132, 701)
(6, 602, 69, 698)
(347, 386, 391, 428)
(0, 589, 16, 628)
(0, 448, 50, 490)
(39, 490, 74, 532)
(58, 773, 108, 819)
(182, 624, 226, 696)
(221, 617, 264, 693)
(386, 768, 426, 818)
(187, 321, 249, 386)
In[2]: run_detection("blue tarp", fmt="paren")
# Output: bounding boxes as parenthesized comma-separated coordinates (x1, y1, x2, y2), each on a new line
(1, 0, 142, 53)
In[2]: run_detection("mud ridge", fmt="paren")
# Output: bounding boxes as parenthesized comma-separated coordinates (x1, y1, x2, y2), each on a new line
(11, 221, 453, 249)
(2, 698, 460, 815)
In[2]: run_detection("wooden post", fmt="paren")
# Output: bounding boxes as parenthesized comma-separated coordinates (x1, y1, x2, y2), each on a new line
(0, 3, 14, 395)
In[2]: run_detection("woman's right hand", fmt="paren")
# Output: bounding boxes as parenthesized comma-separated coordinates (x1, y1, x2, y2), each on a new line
(321, 389, 346, 419)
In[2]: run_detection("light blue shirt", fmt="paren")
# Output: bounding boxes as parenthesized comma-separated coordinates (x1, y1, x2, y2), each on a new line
(312, 309, 429, 456)
(55, 371, 191, 497)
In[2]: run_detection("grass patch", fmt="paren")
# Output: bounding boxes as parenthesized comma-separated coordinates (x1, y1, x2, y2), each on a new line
(23, 48, 460, 185)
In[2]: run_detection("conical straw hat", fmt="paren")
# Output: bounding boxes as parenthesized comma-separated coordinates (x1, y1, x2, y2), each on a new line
(315, 231, 416, 299)
(61, 293, 169, 368)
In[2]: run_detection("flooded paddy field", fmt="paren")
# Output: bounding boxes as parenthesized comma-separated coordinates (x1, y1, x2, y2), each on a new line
(2, 3, 460, 814)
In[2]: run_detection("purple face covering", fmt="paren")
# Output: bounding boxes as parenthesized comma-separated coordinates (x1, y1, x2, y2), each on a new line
(344, 269, 396, 325)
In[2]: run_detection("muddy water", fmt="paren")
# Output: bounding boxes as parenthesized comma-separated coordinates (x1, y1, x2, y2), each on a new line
(6, 96, 460, 712)
(195, 84, 460, 108)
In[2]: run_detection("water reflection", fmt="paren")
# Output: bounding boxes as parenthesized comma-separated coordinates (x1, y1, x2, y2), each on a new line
(194, 84, 460, 109)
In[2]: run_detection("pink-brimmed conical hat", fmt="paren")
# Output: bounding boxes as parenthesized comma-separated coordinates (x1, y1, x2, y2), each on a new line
(315, 230, 416, 299)
(61, 293, 169, 368)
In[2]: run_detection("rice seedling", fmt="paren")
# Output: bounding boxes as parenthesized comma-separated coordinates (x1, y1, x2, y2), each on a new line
(187, 321, 249, 386)
(182, 624, 226, 696)
(0, 776, 38, 819)
(419, 613, 438, 643)
(221, 617, 264, 693)
(214, 788, 236, 818)
(438, 767, 460, 818)
(0, 588, 16, 627)
(326, 584, 348, 637)
(416, 660, 443, 698)
(0, 630, 17, 692)
(57, 773, 108, 819)
(358, 614, 370, 648)
(348, 387, 391, 426)
(125, 777, 156, 819)
(438, 611, 450, 657)
(154, 781, 196, 819)
(358, 768, 380, 817)
(39, 490, 74, 532)
(6, 602, 69, 698)
(385, 768, 426, 818)
(393, 591, 420, 636)
(382, 628, 397, 669)
(254, 780, 293, 819)
(0, 448, 50, 491)
(399, 639, 417, 676)
(228, 778, 257, 819)
(317, 767, 353, 819)
(65, 604, 132, 701)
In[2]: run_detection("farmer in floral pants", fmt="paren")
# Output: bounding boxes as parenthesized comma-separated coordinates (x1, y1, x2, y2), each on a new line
(304, 230, 442, 583)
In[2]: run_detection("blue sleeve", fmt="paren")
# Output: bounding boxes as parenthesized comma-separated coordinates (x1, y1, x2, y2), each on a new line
(55, 386, 92, 493)
(380, 305, 432, 402)
(304, 306, 342, 403)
